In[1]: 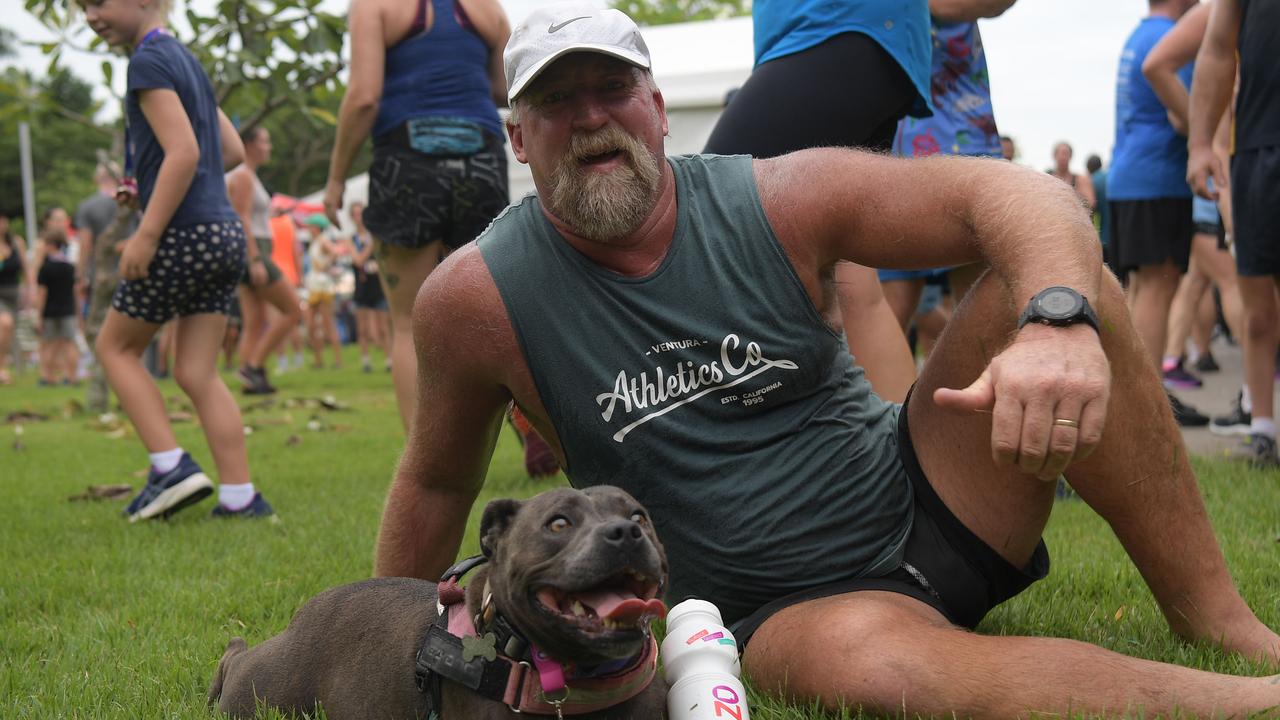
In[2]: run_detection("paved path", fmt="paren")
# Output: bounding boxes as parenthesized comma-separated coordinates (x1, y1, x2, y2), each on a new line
(1170, 337, 1272, 460)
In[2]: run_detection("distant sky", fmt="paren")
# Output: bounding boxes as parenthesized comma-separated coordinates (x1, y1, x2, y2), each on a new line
(9, 0, 1168, 172)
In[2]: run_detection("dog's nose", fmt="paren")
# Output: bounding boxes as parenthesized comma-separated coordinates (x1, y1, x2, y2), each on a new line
(601, 519, 644, 547)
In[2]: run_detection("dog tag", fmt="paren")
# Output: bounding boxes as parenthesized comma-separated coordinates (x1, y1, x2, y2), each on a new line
(462, 632, 498, 663)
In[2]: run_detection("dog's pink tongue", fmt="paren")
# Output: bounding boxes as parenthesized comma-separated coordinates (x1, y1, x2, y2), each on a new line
(578, 590, 668, 621)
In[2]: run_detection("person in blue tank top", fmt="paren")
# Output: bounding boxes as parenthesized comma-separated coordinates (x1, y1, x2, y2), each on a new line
(375, 5, 1280, 717)
(323, 0, 512, 432)
(81, 0, 274, 520)
(1108, 0, 1205, 428)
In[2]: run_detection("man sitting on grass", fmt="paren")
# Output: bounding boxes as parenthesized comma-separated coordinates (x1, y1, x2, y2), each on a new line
(375, 4, 1280, 716)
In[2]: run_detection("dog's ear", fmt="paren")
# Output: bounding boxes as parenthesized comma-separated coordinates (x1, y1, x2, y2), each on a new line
(479, 498, 522, 558)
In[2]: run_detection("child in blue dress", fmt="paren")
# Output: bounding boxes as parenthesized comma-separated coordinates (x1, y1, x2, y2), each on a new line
(82, 0, 272, 520)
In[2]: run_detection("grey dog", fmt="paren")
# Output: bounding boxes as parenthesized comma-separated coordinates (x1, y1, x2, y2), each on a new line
(208, 486, 670, 718)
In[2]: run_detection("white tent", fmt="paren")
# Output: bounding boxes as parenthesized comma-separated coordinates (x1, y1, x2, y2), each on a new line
(306, 16, 754, 230)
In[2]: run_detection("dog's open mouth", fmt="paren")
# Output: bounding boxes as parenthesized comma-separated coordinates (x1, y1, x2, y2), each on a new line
(534, 569, 666, 633)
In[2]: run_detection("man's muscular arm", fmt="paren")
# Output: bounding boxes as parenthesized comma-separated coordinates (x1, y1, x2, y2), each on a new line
(374, 246, 511, 579)
(757, 150, 1108, 476)
(1186, 0, 1240, 200)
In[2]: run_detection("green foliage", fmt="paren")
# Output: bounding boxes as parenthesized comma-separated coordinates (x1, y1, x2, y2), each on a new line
(0, 27, 16, 57)
(610, 0, 750, 26)
(15, 0, 351, 204)
(23, 0, 346, 131)
(0, 66, 111, 222)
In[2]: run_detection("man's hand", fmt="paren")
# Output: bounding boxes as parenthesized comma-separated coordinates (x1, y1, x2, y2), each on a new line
(119, 234, 160, 281)
(934, 323, 1110, 480)
(323, 178, 346, 229)
(1187, 144, 1227, 200)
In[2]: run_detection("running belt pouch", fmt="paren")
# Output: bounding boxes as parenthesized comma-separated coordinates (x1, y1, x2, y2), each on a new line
(407, 116, 486, 156)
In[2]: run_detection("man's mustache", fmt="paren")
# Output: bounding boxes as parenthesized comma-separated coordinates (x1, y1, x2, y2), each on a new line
(565, 127, 644, 165)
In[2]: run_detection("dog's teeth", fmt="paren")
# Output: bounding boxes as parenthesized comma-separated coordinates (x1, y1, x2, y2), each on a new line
(603, 617, 617, 630)
(571, 600, 586, 617)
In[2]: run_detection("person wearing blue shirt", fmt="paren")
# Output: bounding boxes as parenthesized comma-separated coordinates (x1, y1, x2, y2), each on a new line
(1108, 0, 1202, 426)
(83, 0, 274, 520)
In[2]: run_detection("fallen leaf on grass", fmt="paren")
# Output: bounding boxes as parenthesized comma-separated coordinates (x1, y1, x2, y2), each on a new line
(168, 411, 195, 423)
(285, 435, 302, 447)
(254, 415, 293, 426)
(243, 398, 277, 413)
(105, 427, 129, 440)
(6, 411, 48, 423)
(62, 399, 84, 418)
(1114, 606, 1125, 621)
(319, 395, 348, 411)
(68, 484, 134, 502)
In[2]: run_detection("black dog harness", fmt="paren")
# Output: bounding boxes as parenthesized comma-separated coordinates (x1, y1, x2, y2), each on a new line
(414, 556, 659, 718)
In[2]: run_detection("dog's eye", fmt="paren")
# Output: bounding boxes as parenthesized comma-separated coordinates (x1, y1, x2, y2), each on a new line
(630, 511, 647, 525)
(547, 516, 572, 533)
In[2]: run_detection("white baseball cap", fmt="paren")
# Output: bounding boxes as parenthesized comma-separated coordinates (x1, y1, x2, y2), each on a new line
(504, 3, 652, 103)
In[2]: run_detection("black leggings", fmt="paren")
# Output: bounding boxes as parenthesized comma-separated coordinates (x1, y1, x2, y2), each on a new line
(702, 31, 917, 157)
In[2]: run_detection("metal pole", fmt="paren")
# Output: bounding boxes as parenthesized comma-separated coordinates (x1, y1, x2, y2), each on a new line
(19, 121, 36, 249)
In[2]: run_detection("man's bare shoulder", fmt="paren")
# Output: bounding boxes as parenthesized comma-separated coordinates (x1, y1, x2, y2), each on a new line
(412, 243, 517, 376)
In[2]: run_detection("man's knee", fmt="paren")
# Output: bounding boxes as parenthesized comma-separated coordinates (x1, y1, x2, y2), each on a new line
(744, 596, 948, 712)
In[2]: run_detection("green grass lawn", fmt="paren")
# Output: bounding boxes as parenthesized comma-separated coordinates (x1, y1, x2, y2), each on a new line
(1, 349, 1277, 719)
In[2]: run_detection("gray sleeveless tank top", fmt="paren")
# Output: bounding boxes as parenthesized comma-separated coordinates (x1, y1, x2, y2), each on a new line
(478, 154, 913, 624)
(225, 165, 272, 240)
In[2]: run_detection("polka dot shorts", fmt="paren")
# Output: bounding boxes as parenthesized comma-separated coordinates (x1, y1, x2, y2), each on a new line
(112, 220, 247, 324)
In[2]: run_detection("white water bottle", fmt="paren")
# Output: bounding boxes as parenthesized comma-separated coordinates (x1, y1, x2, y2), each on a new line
(661, 599, 751, 720)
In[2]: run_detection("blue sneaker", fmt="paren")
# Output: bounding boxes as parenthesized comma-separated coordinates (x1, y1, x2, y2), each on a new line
(124, 453, 214, 522)
(211, 493, 275, 519)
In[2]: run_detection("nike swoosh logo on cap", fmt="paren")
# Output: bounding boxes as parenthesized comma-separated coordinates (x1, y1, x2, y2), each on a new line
(548, 16, 591, 33)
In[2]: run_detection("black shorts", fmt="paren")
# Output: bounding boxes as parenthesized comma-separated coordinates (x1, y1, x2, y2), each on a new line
(1109, 198, 1194, 274)
(239, 235, 283, 286)
(111, 220, 246, 324)
(353, 269, 386, 309)
(364, 130, 510, 251)
(1231, 146, 1280, 277)
(732, 395, 1050, 645)
(702, 31, 917, 157)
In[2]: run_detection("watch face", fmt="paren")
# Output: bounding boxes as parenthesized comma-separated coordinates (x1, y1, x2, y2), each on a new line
(1038, 288, 1080, 318)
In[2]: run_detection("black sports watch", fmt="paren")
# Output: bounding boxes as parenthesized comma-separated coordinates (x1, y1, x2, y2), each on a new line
(1017, 286, 1100, 334)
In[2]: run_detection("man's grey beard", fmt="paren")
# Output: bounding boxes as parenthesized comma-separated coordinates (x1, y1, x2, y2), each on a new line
(544, 126, 662, 242)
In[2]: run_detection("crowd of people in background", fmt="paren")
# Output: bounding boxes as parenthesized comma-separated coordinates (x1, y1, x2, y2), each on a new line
(0, 0, 1274, 498)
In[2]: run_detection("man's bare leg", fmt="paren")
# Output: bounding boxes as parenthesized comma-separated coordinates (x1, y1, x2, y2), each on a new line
(912, 269, 1278, 660)
(745, 591, 1280, 717)
(1130, 260, 1181, 365)
(1238, 276, 1279, 427)
(744, 270, 1280, 717)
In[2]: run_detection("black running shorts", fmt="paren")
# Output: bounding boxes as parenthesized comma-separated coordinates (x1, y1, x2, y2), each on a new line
(703, 31, 917, 157)
(1231, 146, 1280, 277)
(732, 392, 1050, 645)
(363, 131, 509, 251)
(1109, 198, 1194, 275)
